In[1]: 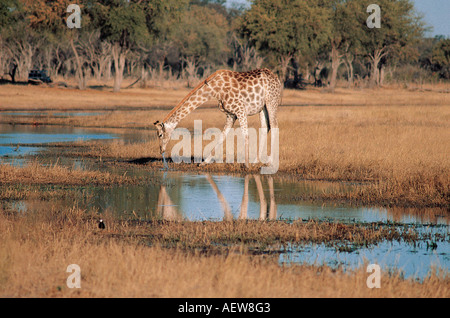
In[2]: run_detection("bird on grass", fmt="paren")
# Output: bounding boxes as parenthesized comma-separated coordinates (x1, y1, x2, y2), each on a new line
(98, 219, 105, 230)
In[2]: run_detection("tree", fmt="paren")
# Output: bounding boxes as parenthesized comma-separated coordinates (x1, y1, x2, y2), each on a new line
(356, 0, 426, 86)
(238, 0, 331, 84)
(229, 34, 264, 72)
(0, 0, 441, 91)
(0, 0, 49, 82)
(0, 0, 18, 28)
(11, 0, 90, 88)
(80, 30, 111, 81)
(432, 39, 450, 79)
(89, 0, 150, 92)
(326, 0, 365, 90)
(173, 4, 229, 86)
(90, 0, 188, 92)
(0, 0, 14, 77)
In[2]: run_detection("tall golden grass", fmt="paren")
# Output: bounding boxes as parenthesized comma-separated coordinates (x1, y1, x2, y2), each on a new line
(1, 85, 449, 207)
(128, 219, 424, 250)
(1, 203, 448, 298)
(0, 82, 448, 110)
(1, 84, 449, 298)
(0, 161, 134, 186)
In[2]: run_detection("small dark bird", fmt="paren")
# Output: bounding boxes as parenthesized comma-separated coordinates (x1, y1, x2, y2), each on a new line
(98, 219, 105, 229)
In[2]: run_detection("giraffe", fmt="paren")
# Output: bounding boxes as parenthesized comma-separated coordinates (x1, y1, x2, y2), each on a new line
(154, 68, 282, 168)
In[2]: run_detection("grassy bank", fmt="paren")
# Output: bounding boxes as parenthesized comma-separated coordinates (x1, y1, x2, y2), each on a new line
(0, 82, 448, 110)
(112, 218, 430, 252)
(0, 160, 148, 201)
(0, 161, 137, 186)
(0, 203, 447, 298)
(1, 84, 449, 207)
(1, 83, 449, 298)
(56, 104, 448, 207)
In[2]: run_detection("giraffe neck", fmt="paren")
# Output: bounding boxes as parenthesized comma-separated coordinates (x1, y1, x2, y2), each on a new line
(163, 73, 220, 127)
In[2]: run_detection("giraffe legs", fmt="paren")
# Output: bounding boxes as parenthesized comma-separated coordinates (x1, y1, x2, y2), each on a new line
(200, 98, 277, 171)
(259, 108, 270, 164)
(200, 113, 236, 166)
(236, 113, 250, 169)
(260, 100, 279, 171)
(201, 110, 250, 169)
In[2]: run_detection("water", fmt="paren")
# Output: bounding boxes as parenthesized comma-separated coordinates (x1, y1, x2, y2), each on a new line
(0, 123, 118, 158)
(0, 121, 448, 280)
(68, 171, 447, 225)
(0, 145, 42, 157)
(280, 240, 448, 280)
(8, 170, 448, 279)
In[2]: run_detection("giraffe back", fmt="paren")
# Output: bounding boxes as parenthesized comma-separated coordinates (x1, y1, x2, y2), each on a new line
(209, 68, 282, 116)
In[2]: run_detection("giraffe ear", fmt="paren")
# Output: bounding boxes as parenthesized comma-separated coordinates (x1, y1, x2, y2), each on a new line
(154, 121, 165, 132)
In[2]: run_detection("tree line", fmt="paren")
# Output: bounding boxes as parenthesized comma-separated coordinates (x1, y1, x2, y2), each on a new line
(0, 0, 449, 92)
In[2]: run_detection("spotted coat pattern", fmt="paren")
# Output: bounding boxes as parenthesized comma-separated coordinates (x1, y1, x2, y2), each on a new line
(154, 68, 282, 167)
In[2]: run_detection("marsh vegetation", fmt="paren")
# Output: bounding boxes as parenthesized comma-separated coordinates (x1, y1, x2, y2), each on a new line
(0, 83, 449, 297)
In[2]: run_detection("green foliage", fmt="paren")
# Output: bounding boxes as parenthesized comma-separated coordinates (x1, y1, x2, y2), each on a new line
(0, 0, 443, 88)
(0, 0, 18, 29)
(173, 4, 230, 64)
(356, 0, 426, 57)
(145, 0, 189, 42)
(84, 0, 189, 49)
(328, 0, 365, 51)
(239, 0, 331, 58)
(432, 39, 450, 67)
(87, 0, 149, 48)
(432, 39, 450, 79)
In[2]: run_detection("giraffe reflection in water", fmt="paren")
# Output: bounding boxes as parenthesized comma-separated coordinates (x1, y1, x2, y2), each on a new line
(156, 173, 276, 220)
(204, 174, 233, 221)
(156, 184, 183, 221)
(238, 174, 277, 220)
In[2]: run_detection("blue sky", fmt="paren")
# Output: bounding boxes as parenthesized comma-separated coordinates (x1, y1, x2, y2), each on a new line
(226, 0, 449, 37)
(412, 0, 450, 37)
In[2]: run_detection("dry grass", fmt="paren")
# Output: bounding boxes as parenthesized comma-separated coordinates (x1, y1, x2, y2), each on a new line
(122, 219, 426, 251)
(0, 83, 191, 110)
(67, 104, 447, 207)
(0, 82, 448, 110)
(0, 161, 135, 186)
(1, 85, 449, 207)
(0, 203, 448, 298)
(1, 84, 448, 298)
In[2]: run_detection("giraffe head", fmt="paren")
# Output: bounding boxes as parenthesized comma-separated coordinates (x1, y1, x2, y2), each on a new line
(154, 120, 173, 154)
